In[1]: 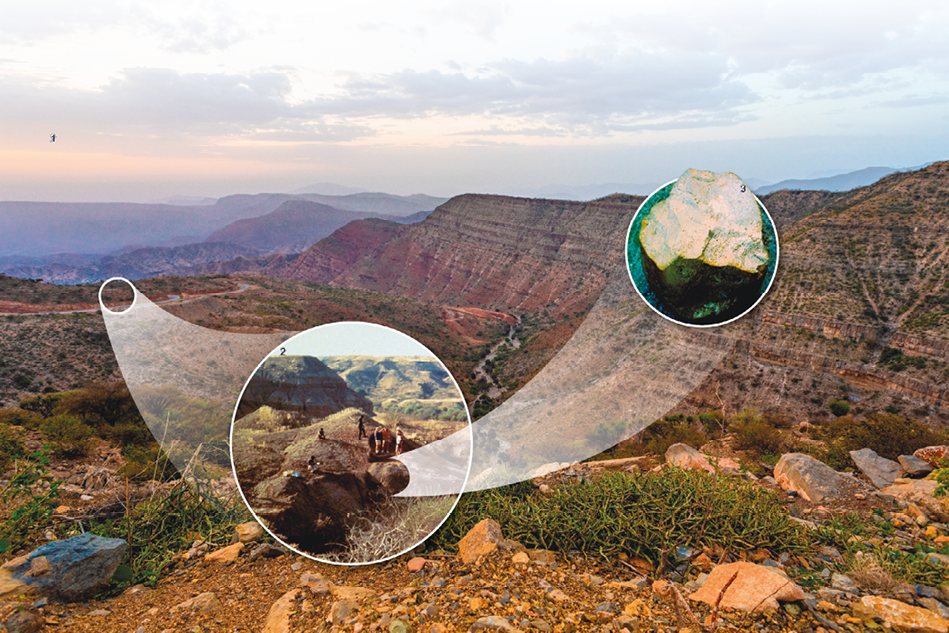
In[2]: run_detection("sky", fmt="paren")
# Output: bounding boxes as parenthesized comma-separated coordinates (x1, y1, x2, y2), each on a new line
(2, 1, 949, 201)
(273, 322, 436, 359)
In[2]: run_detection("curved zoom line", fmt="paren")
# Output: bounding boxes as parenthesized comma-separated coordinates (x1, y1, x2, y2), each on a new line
(98, 280, 292, 477)
(100, 267, 734, 497)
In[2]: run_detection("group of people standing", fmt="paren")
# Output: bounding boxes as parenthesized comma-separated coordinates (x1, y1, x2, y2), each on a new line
(360, 416, 404, 455)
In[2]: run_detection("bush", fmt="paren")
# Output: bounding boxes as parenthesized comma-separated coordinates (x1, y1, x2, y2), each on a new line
(0, 408, 42, 429)
(730, 410, 789, 458)
(429, 469, 811, 565)
(118, 444, 177, 482)
(39, 414, 95, 457)
(828, 399, 851, 417)
(698, 411, 726, 435)
(0, 424, 25, 472)
(838, 413, 947, 461)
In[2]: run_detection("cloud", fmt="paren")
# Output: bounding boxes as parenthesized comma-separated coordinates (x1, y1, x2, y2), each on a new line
(156, 16, 252, 53)
(1, 68, 373, 143)
(318, 50, 758, 133)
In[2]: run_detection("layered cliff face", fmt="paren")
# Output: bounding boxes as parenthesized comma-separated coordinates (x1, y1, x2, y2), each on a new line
(237, 355, 373, 419)
(324, 194, 640, 318)
(280, 218, 405, 284)
(668, 161, 949, 423)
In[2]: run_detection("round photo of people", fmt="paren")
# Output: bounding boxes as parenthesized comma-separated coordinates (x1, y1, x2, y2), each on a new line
(230, 322, 472, 564)
(625, 168, 779, 327)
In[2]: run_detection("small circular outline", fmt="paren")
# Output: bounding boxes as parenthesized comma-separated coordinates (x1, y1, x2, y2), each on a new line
(98, 277, 138, 315)
(624, 177, 781, 328)
(229, 320, 474, 566)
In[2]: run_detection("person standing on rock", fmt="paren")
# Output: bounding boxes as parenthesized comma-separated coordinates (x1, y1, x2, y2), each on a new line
(358, 415, 367, 439)
(395, 428, 404, 455)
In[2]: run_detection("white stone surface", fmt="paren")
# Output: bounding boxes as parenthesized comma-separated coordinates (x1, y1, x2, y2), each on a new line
(640, 168, 769, 273)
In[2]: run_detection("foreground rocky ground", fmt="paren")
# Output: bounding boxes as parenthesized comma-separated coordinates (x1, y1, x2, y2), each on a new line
(5, 439, 949, 632)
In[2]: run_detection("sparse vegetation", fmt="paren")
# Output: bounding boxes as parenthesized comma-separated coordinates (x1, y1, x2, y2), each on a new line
(430, 469, 811, 567)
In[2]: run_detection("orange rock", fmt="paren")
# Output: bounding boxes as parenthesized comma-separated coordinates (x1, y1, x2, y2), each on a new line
(689, 562, 805, 612)
(204, 542, 243, 564)
(859, 596, 949, 633)
(407, 557, 426, 572)
(458, 518, 504, 564)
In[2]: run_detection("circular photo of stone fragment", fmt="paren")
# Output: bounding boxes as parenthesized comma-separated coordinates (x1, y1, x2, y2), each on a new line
(230, 322, 472, 565)
(625, 168, 779, 327)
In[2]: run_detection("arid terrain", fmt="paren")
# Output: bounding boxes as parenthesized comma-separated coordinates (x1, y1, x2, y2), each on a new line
(4, 162, 949, 631)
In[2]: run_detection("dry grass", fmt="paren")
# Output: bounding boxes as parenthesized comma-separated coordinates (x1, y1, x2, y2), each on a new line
(845, 550, 900, 592)
(319, 495, 457, 565)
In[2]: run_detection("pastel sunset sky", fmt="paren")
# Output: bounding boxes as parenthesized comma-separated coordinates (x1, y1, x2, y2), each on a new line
(3, 1, 948, 201)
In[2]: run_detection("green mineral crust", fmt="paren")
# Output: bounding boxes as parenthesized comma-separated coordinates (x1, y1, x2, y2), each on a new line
(639, 168, 771, 324)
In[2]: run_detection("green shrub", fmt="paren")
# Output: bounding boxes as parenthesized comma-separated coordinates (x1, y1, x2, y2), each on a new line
(118, 444, 177, 482)
(88, 482, 247, 589)
(733, 419, 788, 457)
(698, 411, 726, 435)
(0, 408, 42, 429)
(39, 414, 95, 457)
(644, 422, 706, 456)
(828, 399, 851, 417)
(19, 392, 69, 419)
(429, 469, 810, 565)
(840, 413, 947, 461)
(0, 424, 25, 472)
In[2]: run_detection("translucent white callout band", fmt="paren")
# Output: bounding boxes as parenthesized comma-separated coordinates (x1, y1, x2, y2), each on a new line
(99, 269, 734, 496)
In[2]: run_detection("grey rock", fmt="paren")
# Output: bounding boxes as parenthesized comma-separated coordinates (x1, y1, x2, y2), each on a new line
(850, 448, 902, 488)
(774, 453, 872, 503)
(5, 533, 126, 602)
(247, 543, 286, 562)
(918, 597, 949, 620)
(3, 609, 44, 633)
(899, 455, 935, 477)
(817, 588, 853, 604)
(831, 573, 860, 594)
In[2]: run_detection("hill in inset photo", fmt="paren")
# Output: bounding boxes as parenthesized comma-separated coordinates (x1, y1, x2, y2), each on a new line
(232, 346, 468, 564)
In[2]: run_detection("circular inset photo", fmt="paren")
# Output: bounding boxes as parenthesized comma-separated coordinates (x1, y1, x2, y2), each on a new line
(625, 168, 779, 327)
(230, 322, 472, 564)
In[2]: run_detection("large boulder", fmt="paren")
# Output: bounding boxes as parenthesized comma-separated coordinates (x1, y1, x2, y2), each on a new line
(850, 448, 902, 488)
(856, 596, 949, 633)
(689, 562, 805, 612)
(878, 479, 949, 523)
(458, 519, 506, 564)
(900, 455, 936, 477)
(251, 471, 379, 555)
(774, 453, 871, 503)
(665, 443, 715, 474)
(0, 533, 126, 602)
(367, 462, 410, 495)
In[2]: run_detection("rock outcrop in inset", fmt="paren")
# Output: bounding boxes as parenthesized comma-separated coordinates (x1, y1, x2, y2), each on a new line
(634, 169, 775, 324)
(237, 355, 373, 419)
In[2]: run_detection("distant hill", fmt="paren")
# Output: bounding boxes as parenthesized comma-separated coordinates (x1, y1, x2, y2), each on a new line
(203, 200, 375, 252)
(289, 182, 366, 196)
(279, 218, 404, 284)
(2, 242, 261, 284)
(322, 355, 460, 404)
(0, 191, 446, 259)
(321, 193, 642, 318)
(755, 167, 899, 195)
(148, 195, 218, 206)
(295, 192, 448, 217)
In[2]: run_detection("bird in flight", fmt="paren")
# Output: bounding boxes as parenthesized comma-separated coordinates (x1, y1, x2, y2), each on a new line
(50, 134, 56, 143)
